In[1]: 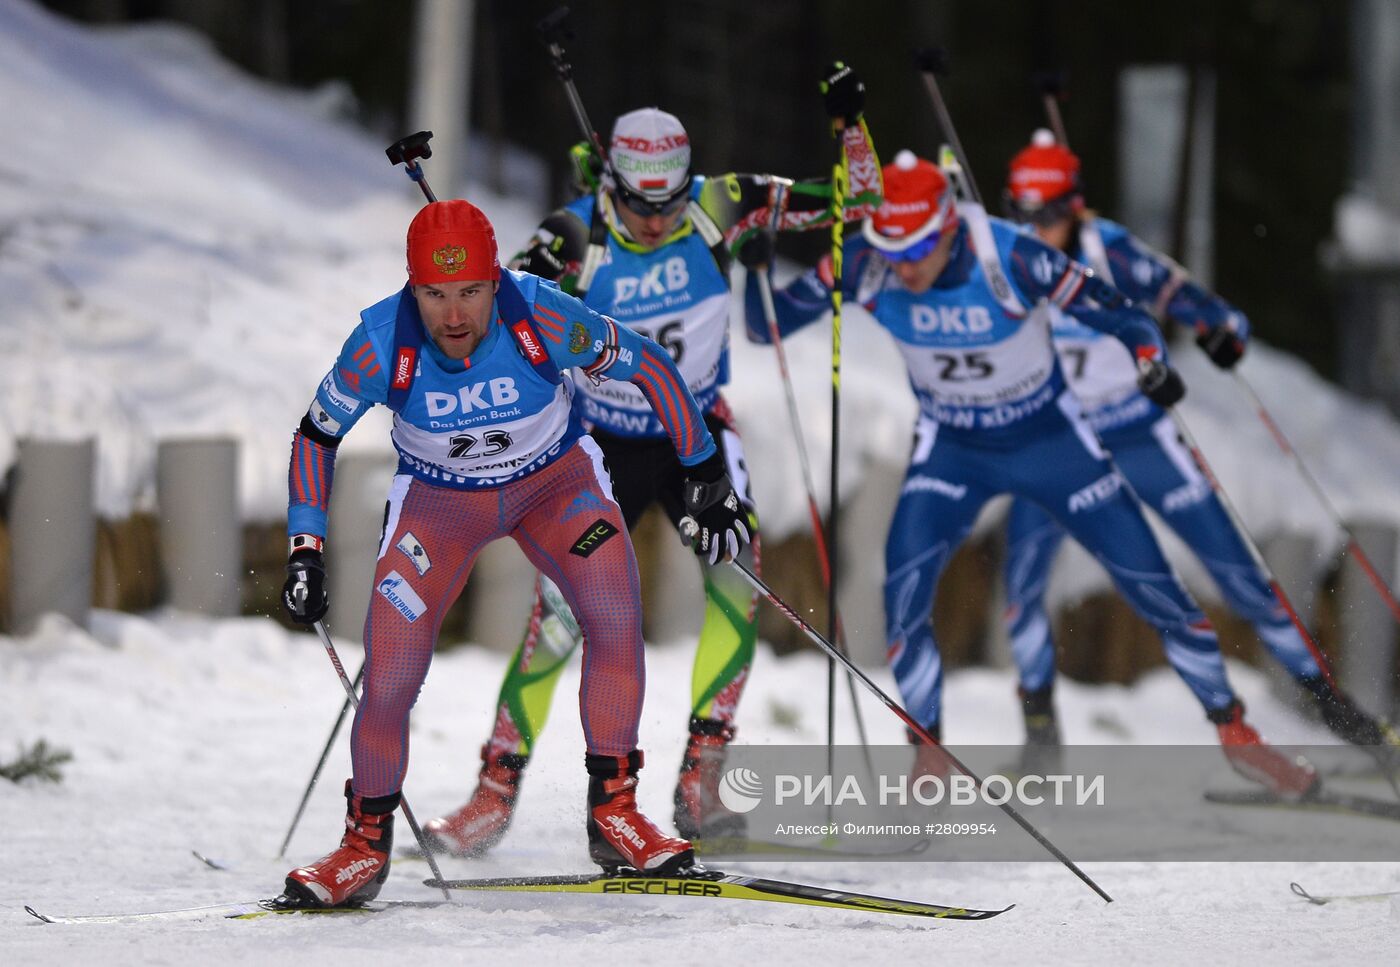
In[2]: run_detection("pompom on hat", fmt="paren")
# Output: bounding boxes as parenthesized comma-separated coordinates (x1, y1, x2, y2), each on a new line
(406, 200, 500, 284)
(862, 150, 956, 252)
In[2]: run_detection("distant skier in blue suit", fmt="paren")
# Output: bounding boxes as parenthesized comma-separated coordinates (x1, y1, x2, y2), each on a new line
(997, 129, 1398, 764)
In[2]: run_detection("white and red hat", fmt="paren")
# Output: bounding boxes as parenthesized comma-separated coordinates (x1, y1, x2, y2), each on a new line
(406, 200, 500, 284)
(862, 150, 956, 252)
(1006, 129, 1082, 210)
(608, 107, 692, 202)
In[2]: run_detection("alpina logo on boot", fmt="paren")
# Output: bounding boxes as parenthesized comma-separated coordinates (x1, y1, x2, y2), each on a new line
(606, 815, 648, 850)
(334, 857, 379, 884)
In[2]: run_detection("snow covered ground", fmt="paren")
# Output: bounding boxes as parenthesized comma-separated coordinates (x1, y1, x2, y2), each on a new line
(3, 3, 1400, 962)
(4, 613, 1398, 965)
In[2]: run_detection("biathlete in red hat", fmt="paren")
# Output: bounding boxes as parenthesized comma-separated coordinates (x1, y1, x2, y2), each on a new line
(742, 149, 1319, 799)
(420, 64, 881, 858)
(277, 198, 749, 907)
(998, 130, 1400, 764)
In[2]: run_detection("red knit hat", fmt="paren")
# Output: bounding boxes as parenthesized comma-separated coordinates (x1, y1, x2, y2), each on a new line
(1006, 129, 1082, 209)
(863, 150, 956, 252)
(406, 200, 500, 284)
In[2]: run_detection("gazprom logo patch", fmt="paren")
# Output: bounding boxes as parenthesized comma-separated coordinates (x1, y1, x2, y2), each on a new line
(717, 768, 764, 814)
(377, 570, 426, 623)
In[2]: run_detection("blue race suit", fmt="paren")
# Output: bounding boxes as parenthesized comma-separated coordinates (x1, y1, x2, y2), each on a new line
(746, 216, 1238, 732)
(1003, 217, 1322, 694)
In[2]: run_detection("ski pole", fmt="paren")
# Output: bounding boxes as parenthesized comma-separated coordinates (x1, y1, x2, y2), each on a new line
(1164, 408, 1341, 688)
(824, 105, 850, 777)
(912, 48, 984, 206)
(1162, 406, 1400, 796)
(1233, 369, 1400, 628)
(311, 621, 451, 900)
(714, 552, 1113, 904)
(277, 659, 365, 859)
(536, 7, 609, 166)
(755, 179, 873, 766)
(1033, 70, 1071, 149)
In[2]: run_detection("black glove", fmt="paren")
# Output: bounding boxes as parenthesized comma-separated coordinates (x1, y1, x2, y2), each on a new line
(513, 238, 567, 279)
(282, 548, 328, 625)
(738, 229, 775, 270)
(820, 61, 864, 124)
(680, 454, 751, 566)
(1137, 358, 1186, 408)
(1196, 325, 1245, 370)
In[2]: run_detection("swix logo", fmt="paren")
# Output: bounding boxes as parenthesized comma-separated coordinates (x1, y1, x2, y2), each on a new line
(606, 815, 648, 851)
(511, 321, 546, 364)
(335, 857, 378, 884)
(912, 304, 993, 334)
(425, 378, 520, 417)
(1067, 471, 1124, 513)
(392, 348, 417, 389)
(614, 258, 690, 303)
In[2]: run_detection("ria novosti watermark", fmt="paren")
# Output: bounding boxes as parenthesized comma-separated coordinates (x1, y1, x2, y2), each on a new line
(720, 766, 1105, 811)
(699, 745, 1400, 862)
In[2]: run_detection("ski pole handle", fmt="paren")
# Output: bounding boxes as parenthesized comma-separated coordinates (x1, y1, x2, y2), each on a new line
(536, 6, 609, 166)
(912, 47, 983, 206)
(386, 131, 438, 203)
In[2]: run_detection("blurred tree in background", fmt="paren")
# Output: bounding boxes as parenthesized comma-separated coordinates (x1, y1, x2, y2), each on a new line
(42, 0, 1352, 377)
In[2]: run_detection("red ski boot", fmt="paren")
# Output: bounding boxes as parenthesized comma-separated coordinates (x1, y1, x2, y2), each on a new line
(908, 723, 953, 786)
(283, 781, 397, 908)
(424, 748, 528, 857)
(673, 717, 744, 840)
(1211, 700, 1318, 800)
(587, 751, 695, 874)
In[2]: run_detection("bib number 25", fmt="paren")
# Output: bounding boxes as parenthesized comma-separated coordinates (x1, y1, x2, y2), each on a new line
(934, 351, 994, 381)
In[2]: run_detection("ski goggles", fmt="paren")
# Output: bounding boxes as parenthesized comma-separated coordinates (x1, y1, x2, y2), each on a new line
(1003, 190, 1080, 228)
(880, 233, 942, 263)
(612, 176, 692, 218)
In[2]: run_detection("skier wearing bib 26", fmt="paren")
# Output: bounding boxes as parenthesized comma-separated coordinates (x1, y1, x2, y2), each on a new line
(423, 64, 882, 858)
(743, 149, 1317, 798)
(999, 129, 1400, 763)
(278, 199, 749, 907)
